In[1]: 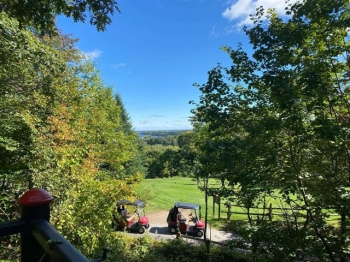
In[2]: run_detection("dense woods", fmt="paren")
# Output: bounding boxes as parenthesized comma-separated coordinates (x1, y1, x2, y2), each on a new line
(141, 130, 198, 178)
(2, 0, 350, 261)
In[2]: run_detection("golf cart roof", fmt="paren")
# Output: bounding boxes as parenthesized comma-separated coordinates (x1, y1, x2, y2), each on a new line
(117, 199, 145, 207)
(175, 202, 201, 210)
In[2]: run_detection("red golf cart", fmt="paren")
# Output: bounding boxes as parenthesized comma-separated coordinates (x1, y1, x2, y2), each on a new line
(112, 199, 150, 234)
(167, 202, 205, 238)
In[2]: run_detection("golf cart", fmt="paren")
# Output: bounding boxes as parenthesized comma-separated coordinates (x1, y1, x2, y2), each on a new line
(167, 202, 205, 238)
(112, 199, 150, 234)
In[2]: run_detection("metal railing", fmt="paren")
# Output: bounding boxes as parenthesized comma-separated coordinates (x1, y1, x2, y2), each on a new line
(0, 188, 108, 262)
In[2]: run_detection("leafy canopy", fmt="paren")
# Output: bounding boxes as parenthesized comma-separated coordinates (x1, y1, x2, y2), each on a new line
(0, 0, 120, 34)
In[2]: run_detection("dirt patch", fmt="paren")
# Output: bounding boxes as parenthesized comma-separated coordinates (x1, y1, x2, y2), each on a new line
(146, 209, 196, 225)
(145, 211, 169, 225)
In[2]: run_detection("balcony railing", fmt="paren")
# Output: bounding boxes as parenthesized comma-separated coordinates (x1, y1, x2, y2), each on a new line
(0, 188, 108, 262)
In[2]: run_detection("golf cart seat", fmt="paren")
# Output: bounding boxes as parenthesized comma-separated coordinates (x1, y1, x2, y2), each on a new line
(180, 217, 187, 224)
(125, 214, 135, 222)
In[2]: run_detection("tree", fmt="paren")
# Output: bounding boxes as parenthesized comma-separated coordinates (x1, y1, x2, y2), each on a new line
(0, 13, 138, 259)
(191, 0, 350, 260)
(0, 11, 66, 198)
(108, 93, 147, 180)
(177, 131, 198, 177)
(0, 0, 120, 34)
(115, 93, 133, 134)
(145, 145, 180, 178)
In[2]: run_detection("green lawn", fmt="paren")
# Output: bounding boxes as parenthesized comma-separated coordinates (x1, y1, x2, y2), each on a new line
(134, 177, 251, 226)
(134, 177, 275, 223)
(134, 177, 250, 230)
(134, 177, 217, 219)
(134, 177, 342, 228)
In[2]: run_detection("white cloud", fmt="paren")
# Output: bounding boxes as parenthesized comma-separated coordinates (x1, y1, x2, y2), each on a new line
(114, 62, 126, 68)
(222, 0, 255, 21)
(83, 49, 102, 60)
(222, 0, 300, 28)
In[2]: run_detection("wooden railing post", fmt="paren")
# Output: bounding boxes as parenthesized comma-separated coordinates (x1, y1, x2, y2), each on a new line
(17, 188, 53, 262)
(268, 203, 273, 221)
(225, 201, 232, 220)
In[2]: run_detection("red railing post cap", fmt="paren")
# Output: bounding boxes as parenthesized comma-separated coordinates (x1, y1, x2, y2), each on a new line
(18, 188, 53, 207)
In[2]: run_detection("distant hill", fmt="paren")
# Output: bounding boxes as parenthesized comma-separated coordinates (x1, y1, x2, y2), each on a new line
(137, 129, 191, 138)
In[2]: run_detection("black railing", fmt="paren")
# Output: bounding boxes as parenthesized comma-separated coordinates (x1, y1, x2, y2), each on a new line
(0, 188, 108, 262)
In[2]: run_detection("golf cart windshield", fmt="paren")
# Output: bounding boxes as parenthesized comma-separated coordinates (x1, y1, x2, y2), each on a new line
(117, 199, 146, 217)
(117, 199, 145, 208)
(174, 202, 201, 219)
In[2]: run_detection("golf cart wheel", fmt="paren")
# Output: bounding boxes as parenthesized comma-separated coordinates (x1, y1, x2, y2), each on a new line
(138, 226, 146, 234)
(169, 227, 176, 234)
(197, 230, 204, 238)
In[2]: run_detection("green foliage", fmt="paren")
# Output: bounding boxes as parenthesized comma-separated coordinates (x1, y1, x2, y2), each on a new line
(191, 0, 350, 260)
(142, 131, 198, 178)
(0, 10, 65, 205)
(176, 131, 198, 177)
(139, 130, 190, 137)
(0, 12, 143, 260)
(0, 0, 120, 34)
(108, 93, 148, 179)
(102, 233, 253, 262)
(147, 147, 181, 178)
(115, 93, 134, 135)
(141, 135, 178, 146)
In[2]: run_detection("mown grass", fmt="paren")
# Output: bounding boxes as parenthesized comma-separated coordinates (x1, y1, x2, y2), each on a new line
(134, 177, 212, 213)
(135, 177, 278, 218)
(134, 177, 248, 229)
(134, 177, 342, 229)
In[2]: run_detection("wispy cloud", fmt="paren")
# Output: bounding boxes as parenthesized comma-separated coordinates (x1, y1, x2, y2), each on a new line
(209, 26, 220, 38)
(83, 49, 102, 60)
(149, 115, 165, 118)
(114, 62, 126, 68)
(222, 0, 300, 28)
(139, 120, 151, 125)
(173, 119, 186, 123)
(140, 115, 165, 119)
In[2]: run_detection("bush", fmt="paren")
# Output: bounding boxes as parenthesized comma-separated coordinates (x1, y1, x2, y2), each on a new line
(102, 233, 253, 262)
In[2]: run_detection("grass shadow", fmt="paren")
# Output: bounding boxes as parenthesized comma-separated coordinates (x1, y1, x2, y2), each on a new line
(209, 218, 247, 232)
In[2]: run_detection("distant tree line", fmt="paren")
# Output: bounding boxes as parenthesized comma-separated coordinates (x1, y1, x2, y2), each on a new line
(141, 135, 178, 146)
(138, 130, 190, 137)
(142, 131, 197, 179)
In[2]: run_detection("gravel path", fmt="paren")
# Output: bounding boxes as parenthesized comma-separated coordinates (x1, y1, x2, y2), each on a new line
(121, 211, 240, 244)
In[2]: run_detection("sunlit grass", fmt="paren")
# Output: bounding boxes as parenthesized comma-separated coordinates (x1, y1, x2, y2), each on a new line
(135, 177, 209, 212)
(135, 177, 342, 229)
(135, 177, 266, 227)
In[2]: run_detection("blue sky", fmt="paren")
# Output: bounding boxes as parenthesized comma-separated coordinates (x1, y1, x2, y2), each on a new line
(56, 0, 296, 131)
